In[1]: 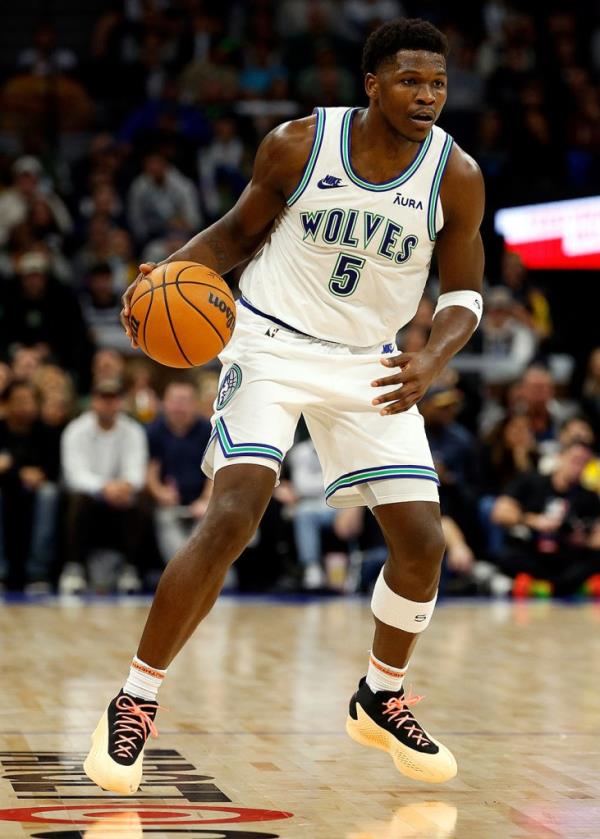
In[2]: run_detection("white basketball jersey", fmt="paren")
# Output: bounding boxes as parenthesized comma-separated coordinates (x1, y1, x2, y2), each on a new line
(239, 107, 454, 346)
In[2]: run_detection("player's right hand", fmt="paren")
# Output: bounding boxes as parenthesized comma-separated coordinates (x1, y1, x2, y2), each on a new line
(120, 262, 156, 347)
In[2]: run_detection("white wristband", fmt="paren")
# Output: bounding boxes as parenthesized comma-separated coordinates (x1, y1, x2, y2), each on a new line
(433, 290, 483, 327)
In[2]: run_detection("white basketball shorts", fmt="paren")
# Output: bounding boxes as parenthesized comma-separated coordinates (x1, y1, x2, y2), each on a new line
(202, 303, 439, 509)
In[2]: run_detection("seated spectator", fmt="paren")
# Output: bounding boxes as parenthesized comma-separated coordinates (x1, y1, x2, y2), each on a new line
(196, 369, 220, 419)
(124, 360, 160, 425)
(501, 251, 553, 343)
(0, 252, 92, 388)
(146, 382, 212, 563)
(0, 380, 60, 593)
(127, 152, 201, 245)
(514, 365, 577, 453)
(491, 441, 600, 595)
(421, 381, 483, 556)
(17, 22, 77, 75)
(91, 348, 125, 389)
(582, 347, 600, 439)
(33, 363, 77, 431)
(297, 47, 355, 106)
(117, 76, 212, 151)
(80, 262, 130, 353)
(11, 346, 43, 382)
(452, 286, 537, 384)
(0, 156, 72, 248)
(0, 363, 12, 406)
(286, 438, 337, 589)
(481, 414, 538, 493)
(178, 41, 240, 106)
(198, 115, 247, 219)
(538, 416, 596, 475)
(60, 379, 148, 594)
(73, 215, 115, 279)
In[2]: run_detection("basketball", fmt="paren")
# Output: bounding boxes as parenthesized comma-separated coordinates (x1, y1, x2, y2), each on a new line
(129, 261, 236, 368)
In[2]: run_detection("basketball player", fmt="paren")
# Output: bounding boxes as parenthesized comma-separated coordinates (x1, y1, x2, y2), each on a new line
(84, 18, 484, 793)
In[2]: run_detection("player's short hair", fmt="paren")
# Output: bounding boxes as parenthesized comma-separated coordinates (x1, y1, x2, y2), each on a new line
(362, 18, 449, 76)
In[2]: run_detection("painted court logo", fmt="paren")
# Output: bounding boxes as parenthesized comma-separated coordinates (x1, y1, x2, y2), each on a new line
(217, 364, 242, 410)
(0, 748, 292, 837)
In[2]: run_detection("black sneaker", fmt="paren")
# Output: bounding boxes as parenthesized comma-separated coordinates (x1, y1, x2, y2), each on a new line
(346, 677, 457, 783)
(83, 690, 160, 794)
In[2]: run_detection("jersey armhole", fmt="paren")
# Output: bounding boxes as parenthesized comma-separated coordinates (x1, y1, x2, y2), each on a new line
(286, 108, 326, 207)
(427, 134, 454, 241)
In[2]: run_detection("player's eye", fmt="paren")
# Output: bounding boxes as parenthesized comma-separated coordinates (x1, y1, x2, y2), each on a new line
(434, 80, 446, 88)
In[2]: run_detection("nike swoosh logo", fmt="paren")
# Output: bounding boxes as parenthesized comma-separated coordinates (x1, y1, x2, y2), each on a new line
(317, 179, 347, 189)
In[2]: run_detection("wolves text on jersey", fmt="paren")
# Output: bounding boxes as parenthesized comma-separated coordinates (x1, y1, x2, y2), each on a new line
(300, 209, 418, 265)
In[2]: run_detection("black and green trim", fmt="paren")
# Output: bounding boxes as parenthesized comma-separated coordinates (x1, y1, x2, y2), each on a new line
(210, 417, 284, 465)
(427, 133, 454, 241)
(326, 464, 439, 500)
(340, 108, 433, 192)
(286, 107, 326, 207)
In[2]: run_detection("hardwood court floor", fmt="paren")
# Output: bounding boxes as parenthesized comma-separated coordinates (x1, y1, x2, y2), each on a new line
(0, 596, 599, 838)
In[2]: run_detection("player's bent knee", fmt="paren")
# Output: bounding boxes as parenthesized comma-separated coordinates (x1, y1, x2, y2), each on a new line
(371, 569, 437, 633)
(196, 491, 264, 557)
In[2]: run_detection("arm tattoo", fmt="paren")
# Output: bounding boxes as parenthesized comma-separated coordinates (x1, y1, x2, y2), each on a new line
(204, 230, 230, 272)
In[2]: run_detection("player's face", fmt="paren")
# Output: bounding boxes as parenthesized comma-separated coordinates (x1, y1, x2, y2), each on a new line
(367, 50, 448, 142)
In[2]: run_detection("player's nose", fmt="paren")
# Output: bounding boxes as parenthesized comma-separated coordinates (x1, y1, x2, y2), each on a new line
(415, 85, 436, 105)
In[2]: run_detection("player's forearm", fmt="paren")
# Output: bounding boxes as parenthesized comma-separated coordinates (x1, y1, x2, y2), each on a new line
(423, 307, 479, 370)
(166, 213, 264, 275)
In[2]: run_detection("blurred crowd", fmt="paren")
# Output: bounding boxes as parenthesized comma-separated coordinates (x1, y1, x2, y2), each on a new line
(1, 1, 600, 597)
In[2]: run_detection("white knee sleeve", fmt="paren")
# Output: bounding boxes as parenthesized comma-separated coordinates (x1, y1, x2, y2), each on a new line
(371, 570, 437, 632)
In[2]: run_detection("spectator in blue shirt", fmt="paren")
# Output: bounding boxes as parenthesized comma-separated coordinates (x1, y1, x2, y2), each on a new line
(146, 381, 212, 563)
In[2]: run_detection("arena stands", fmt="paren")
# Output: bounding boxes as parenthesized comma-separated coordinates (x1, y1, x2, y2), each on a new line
(1, 0, 599, 596)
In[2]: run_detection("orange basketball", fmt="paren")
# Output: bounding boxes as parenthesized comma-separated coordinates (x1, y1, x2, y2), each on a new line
(129, 261, 236, 368)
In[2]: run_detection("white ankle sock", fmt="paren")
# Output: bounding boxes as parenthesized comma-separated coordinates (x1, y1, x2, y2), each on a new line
(366, 651, 408, 693)
(123, 656, 167, 702)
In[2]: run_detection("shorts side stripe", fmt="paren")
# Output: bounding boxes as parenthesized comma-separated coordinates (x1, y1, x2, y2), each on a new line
(214, 417, 284, 462)
(326, 465, 439, 498)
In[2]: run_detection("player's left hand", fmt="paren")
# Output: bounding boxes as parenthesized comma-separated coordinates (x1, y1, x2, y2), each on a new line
(371, 351, 442, 415)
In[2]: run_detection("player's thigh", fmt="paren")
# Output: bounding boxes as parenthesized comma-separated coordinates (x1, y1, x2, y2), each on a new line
(202, 463, 277, 536)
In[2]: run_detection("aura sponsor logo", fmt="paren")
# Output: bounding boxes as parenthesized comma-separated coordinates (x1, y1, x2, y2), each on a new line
(393, 192, 424, 210)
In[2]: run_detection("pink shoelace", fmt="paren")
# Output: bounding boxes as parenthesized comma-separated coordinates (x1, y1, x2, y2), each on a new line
(112, 694, 161, 759)
(381, 687, 431, 747)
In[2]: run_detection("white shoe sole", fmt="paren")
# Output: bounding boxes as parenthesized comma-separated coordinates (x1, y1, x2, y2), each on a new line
(83, 708, 144, 795)
(346, 705, 457, 784)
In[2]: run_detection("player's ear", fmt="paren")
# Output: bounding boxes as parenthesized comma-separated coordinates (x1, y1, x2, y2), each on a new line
(364, 73, 378, 101)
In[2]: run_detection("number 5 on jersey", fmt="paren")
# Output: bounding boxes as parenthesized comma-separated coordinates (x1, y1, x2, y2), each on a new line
(329, 253, 366, 297)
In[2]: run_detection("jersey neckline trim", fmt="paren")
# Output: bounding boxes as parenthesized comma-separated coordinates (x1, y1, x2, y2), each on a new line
(286, 108, 326, 207)
(340, 107, 433, 191)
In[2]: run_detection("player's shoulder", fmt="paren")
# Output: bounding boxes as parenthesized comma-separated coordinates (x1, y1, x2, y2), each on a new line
(262, 113, 318, 162)
(442, 138, 483, 190)
(438, 136, 484, 223)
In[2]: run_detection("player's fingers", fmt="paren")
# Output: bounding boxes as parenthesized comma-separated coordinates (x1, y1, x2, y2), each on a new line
(381, 393, 422, 415)
(380, 353, 412, 368)
(372, 384, 418, 407)
(371, 369, 414, 388)
(121, 263, 155, 315)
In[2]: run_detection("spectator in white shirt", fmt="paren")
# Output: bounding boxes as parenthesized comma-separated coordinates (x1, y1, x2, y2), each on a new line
(59, 378, 148, 594)
(127, 152, 201, 245)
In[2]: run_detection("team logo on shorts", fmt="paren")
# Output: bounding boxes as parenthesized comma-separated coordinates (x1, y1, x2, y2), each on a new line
(216, 364, 242, 410)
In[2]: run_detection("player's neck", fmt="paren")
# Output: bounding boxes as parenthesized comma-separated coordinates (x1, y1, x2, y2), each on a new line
(356, 106, 420, 162)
